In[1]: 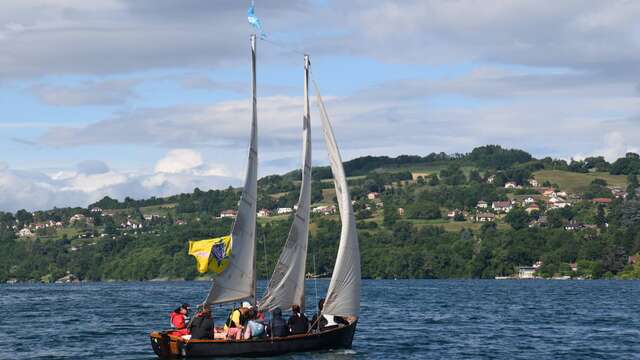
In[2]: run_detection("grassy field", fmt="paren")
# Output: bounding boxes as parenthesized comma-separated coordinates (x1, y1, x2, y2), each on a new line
(140, 204, 176, 216)
(533, 170, 627, 193)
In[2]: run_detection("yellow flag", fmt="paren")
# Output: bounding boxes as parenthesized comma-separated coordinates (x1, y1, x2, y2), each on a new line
(188, 236, 232, 274)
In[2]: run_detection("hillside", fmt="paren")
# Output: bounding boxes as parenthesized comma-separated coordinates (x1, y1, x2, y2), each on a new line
(1, 145, 640, 283)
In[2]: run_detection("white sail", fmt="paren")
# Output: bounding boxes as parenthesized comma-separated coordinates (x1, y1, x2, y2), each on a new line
(313, 80, 361, 318)
(258, 55, 312, 312)
(205, 35, 258, 305)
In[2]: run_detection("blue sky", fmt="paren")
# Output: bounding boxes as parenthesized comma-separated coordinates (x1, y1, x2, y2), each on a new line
(0, 0, 639, 211)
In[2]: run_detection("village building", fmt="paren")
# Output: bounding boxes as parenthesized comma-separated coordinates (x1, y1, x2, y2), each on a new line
(529, 216, 548, 228)
(504, 181, 518, 189)
(367, 192, 380, 200)
(522, 197, 536, 205)
(17, 228, 35, 237)
(397, 208, 405, 216)
(525, 204, 540, 214)
(476, 200, 488, 209)
(90, 207, 103, 213)
(175, 220, 187, 226)
(220, 209, 238, 218)
(257, 209, 272, 217)
(564, 220, 584, 231)
(276, 207, 293, 215)
(517, 266, 536, 279)
(69, 213, 87, 224)
(475, 212, 495, 222)
(447, 209, 462, 219)
(592, 198, 612, 205)
(486, 175, 496, 184)
(492, 201, 513, 213)
(313, 205, 337, 216)
(528, 179, 539, 187)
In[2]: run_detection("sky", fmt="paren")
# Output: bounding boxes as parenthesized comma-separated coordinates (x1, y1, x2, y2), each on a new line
(0, 0, 639, 211)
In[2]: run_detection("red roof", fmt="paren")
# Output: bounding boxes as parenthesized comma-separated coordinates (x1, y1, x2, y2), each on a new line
(592, 198, 612, 204)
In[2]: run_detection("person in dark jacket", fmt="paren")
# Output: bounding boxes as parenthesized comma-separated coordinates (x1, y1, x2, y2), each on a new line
(189, 306, 214, 339)
(287, 304, 309, 335)
(269, 308, 289, 338)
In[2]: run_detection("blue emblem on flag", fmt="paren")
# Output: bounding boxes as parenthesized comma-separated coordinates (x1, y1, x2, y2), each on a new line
(212, 242, 227, 266)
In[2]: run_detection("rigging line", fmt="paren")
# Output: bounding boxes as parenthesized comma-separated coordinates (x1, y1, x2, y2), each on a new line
(260, 36, 307, 56)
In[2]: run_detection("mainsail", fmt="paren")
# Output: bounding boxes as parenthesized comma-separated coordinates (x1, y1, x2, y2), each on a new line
(313, 81, 361, 318)
(204, 35, 258, 305)
(259, 55, 312, 312)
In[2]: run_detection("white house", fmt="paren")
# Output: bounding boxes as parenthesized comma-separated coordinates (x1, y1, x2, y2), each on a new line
(257, 209, 272, 218)
(492, 201, 513, 213)
(90, 207, 103, 213)
(276, 207, 293, 215)
(313, 205, 336, 215)
(475, 212, 495, 222)
(17, 228, 34, 237)
(517, 266, 537, 279)
(528, 179, 539, 187)
(522, 197, 536, 205)
(476, 200, 488, 209)
(504, 181, 518, 189)
(69, 214, 87, 224)
(486, 175, 496, 184)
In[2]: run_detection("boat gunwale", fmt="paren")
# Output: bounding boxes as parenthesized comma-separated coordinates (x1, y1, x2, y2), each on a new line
(150, 320, 356, 344)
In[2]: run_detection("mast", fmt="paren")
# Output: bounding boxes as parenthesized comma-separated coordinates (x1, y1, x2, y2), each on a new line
(258, 54, 312, 312)
(204, 34, 258, 306)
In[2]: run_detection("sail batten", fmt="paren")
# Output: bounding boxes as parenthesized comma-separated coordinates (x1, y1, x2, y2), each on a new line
(204, 35, 258, 306)
(259, 55, 312, 312)
(313, 80, 361, 318)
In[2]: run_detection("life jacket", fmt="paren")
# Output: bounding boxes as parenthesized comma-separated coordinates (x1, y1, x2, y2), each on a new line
(170, 312, 186, 329)
(224, 308, 245, 328)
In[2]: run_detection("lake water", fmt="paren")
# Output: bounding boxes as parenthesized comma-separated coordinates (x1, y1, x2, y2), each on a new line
(1, 280, 639, 359)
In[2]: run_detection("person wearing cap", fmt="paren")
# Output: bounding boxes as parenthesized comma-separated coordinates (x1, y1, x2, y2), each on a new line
(224, 301, 252, 340)
(169, 303, 190, 336)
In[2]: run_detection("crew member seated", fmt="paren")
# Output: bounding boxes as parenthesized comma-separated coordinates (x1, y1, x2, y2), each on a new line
(269, 308, 289, 337)
(189, 305, 214, 339)
(310, 298, 348, 331)
(287, 304, 309, 335)
(169, 303, 190, 336)
(243, 310, 266, 339)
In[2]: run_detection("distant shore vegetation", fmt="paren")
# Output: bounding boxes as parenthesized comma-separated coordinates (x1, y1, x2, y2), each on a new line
(2, 145, 640, 283)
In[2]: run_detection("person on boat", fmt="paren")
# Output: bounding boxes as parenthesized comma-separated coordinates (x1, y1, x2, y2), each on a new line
(287, 304, 309, 335)
(224, 301, 252, 340)
(189, 305, 214, 340)
(310, 298, 349, 331)
(269, 307, 289, 337)
(243, 310, 266, 339)
(169, 303, 190, 336)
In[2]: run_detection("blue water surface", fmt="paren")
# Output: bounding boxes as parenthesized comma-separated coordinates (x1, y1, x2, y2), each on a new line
(1, 280, 639, 359)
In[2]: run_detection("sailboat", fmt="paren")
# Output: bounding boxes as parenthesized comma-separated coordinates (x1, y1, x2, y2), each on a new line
(149, 34, 360, 358)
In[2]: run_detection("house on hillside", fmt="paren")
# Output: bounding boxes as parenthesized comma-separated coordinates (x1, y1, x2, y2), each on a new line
(475, 212, 495, 222)
(476, 200, 488, 209)
(447, 209, 462, 219)
(69, 214, 87, 224)
(220, 209, 238, 218)
(504, 181, 518, 189)
(529, 216, 548, 228)
(525, 204, 540, 214)
(17, 228, 34, 237)
(257, 209, 272, 218)
(543, 189, 557, 197)
(522, 197, 536, 205)
(276, 207, 293, 215)
(313, 205, 336, 216)
(90, 207, 103, 213)
(492, 201, 513, 213)
(528, 179, 539, 187)
(592, 198, 612, 205)
(397, 208, 405, 216)
(367, 192, 380, 200)
(564, 220, 584, 231)
(486, 175, 496, 184)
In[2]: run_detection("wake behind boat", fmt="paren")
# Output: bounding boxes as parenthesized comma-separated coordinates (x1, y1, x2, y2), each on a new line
(149, 26, 360, 358)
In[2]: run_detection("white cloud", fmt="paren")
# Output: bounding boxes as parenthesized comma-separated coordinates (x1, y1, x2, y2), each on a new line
(0, 149, 239, 212)
(154, 149, 204, 174)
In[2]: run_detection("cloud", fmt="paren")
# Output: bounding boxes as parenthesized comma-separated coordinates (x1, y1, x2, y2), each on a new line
(0, 149, 238, 212)
(154, 149, 203, 174)
(31, 79, 139, 106)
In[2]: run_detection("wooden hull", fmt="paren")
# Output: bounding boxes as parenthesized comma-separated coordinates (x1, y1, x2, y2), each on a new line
(150, 321, 357, 358)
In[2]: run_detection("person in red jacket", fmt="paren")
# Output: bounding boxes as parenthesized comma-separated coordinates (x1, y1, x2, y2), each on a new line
(169, 303, 190, 336)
